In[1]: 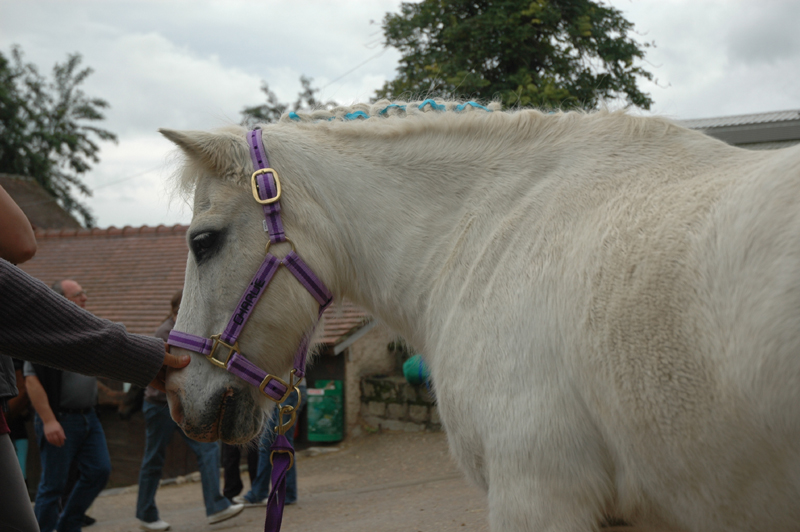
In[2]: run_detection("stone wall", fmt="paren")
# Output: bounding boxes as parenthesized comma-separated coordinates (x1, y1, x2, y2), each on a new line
(342, 323, 396, 437)
(360, 376, 441, 433)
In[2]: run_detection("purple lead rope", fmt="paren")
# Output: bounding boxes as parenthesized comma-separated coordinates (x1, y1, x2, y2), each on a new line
(264, 434, 293, 531)
(167, 128, 332, 532)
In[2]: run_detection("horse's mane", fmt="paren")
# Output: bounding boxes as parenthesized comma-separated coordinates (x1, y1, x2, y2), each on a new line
(172, 99, 685, 196)
(279, 99, 503, 122)
(278, 98, 678, 138)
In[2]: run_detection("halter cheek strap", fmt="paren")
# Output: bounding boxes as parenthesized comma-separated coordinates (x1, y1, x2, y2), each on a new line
(167, 128, 332, 532)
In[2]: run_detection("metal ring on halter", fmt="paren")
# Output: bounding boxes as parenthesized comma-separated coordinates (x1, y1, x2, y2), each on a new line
(251, 168, 281, 204)
(265, 238, 295, 257)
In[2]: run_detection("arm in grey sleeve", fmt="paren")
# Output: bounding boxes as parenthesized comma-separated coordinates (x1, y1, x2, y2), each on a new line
(0, 259, 165, 387)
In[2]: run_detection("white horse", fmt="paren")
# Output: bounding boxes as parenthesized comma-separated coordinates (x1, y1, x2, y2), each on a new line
(162, 101, 800, 532)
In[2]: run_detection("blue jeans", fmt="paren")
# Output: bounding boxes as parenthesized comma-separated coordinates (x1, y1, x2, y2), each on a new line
(33, 410, 111, 532)
(244, 385, 305, 504)
(136, 401, 230, 522)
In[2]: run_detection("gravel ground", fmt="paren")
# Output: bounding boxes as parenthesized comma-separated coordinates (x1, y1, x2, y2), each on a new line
(85, 431, 491, 532)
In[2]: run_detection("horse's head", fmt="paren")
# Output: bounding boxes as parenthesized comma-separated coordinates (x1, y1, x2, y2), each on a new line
(160, 126, 333, 444)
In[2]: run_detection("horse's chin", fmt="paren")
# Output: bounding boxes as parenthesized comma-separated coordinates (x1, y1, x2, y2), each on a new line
(167, 384, 263, 444)
(217, 387, 263, 444)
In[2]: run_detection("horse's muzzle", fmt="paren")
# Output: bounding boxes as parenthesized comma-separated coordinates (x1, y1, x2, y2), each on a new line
(167, 383, 262, 444)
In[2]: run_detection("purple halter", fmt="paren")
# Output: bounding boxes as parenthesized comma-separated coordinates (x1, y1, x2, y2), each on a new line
(167, 128, 332, 532)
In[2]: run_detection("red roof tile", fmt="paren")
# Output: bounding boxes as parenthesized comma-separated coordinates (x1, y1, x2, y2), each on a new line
(0, 174, 83, 230)
(21, 224, 189, 335)
(318, 299, 371, 344)
(20, 225, 371, 342)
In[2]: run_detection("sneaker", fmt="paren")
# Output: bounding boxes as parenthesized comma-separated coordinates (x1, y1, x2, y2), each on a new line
(82, 514, 97, 526)
(232, 495, 268, 507)
(207, 503, 244, 524)
(139, 520, 170, 531)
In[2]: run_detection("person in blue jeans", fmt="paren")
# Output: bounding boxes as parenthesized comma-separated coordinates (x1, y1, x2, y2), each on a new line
(31, 409, 110, 532)
(23, 280, 112, 532)
(136, 291, 243, 531)
(136, 400, 244, 529)
(234, 381, 305, 506)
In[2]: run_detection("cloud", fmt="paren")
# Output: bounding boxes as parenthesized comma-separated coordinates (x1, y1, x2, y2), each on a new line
(81, 134, 191, 228)
(607, 0, 800, 118)
(91, 31, 263, 134)
(724, 1, 800, 65)
(0, 0, 402, 135)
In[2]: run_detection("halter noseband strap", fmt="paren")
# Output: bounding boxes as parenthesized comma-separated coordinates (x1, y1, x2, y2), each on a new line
(167, 129, 332, 531)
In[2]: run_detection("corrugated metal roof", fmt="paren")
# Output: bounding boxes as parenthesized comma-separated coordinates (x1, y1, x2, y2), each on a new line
(737, 140, 800, 150)
(680, 110, 800, 130)
(20, 224, 370, 343)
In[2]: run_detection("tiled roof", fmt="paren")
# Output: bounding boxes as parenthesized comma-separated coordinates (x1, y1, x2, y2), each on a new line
(680, 110, 800, 130)
(19, 224, 370, 344)
(318, 299, 372, 344)
(20, 225, 190, 335)
(0, 174, 82, 229)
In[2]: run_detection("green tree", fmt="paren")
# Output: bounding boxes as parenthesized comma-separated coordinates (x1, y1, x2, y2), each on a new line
(376, 0, 654, 110)
(241, 75, 335, 126)
(0, 46, 116, 227)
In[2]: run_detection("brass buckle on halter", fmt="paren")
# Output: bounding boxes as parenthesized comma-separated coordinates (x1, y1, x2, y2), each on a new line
(207, 334, 239, 369)
(251, 168, 281, 205)
(259, 374, 293, 403)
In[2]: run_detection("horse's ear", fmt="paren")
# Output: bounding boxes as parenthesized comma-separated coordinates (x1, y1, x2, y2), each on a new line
(159, 128, 249, 178)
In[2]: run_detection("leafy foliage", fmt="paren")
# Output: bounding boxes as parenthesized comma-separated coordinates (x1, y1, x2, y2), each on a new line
(241, 76, 336, 126)
(376, 0, 654, 110)
(0, 46, 116, 227)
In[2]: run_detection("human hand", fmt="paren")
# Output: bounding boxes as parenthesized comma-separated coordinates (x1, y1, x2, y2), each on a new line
(149, 346, 190, 392)
(44, 419, 66, 447)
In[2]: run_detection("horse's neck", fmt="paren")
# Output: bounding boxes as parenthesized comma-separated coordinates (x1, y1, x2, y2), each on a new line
(278, 120, 549, 347)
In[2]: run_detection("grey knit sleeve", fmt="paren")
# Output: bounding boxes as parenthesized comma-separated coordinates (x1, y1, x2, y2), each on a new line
(0, 259, 165, 387)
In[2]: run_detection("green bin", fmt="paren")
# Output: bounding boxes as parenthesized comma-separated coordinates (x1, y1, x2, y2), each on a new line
(306, 380, 344, 442)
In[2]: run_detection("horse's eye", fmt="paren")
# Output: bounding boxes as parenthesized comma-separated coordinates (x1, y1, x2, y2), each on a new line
(190, 230, 223, 264)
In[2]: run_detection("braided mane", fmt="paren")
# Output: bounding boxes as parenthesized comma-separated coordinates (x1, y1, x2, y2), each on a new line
(278, 99, 502, 123)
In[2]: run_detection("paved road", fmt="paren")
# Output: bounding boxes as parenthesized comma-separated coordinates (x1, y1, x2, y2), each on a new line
(87, 431, 491, 532)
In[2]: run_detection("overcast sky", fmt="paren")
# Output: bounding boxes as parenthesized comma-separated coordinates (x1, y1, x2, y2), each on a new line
(1, 1, 798, 229)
